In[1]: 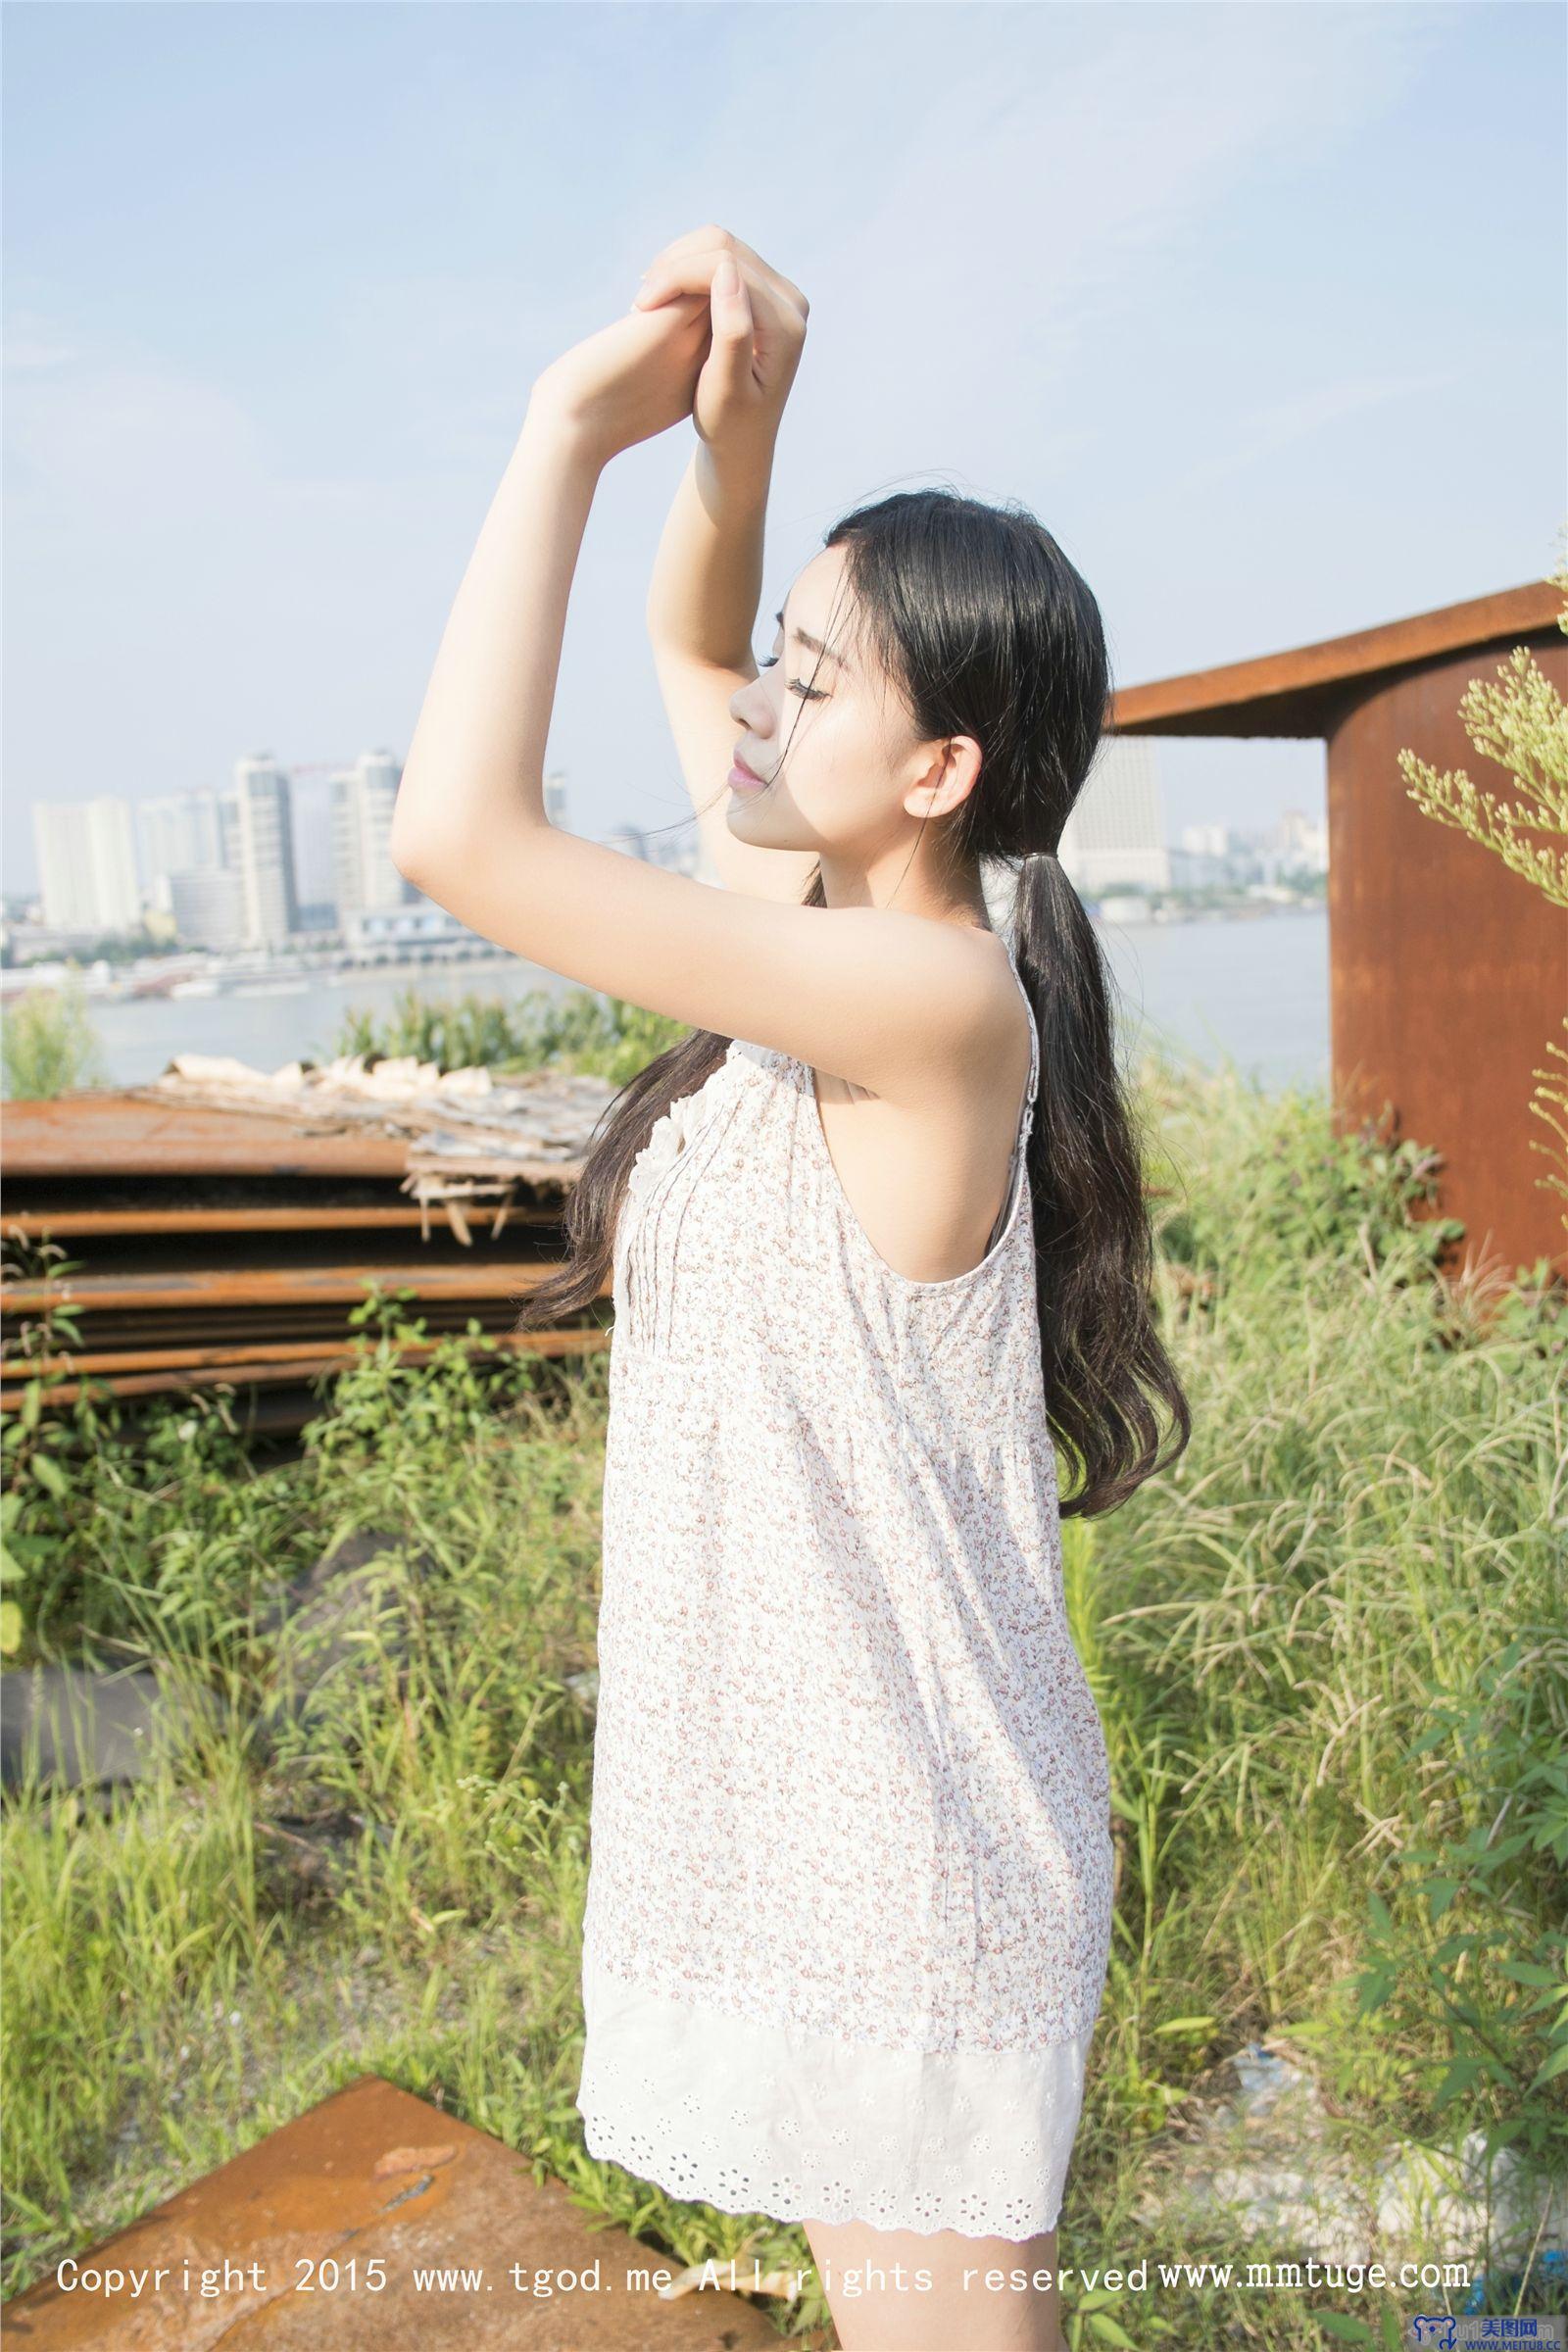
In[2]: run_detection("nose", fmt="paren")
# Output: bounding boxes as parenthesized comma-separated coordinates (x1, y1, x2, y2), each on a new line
(729, 674, 774, 733)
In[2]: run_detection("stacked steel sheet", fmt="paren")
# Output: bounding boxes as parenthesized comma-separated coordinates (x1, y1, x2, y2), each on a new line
(1, 1052, 624, 1430)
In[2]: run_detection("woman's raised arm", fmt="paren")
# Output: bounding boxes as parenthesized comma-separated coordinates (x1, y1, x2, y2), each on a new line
(390, 254, 1014, 1105)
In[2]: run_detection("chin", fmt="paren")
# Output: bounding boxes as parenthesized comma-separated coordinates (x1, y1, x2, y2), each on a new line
(727, 801, 780, 842)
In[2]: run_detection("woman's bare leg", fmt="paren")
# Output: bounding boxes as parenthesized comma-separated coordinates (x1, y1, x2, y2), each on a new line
(802, 2216, 1063, 2352)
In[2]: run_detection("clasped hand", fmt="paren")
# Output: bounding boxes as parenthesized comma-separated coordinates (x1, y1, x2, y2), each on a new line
(529, 223, 808, 468)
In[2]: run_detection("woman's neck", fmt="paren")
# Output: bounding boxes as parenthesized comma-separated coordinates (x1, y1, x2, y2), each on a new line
(814, 850, 993, 934)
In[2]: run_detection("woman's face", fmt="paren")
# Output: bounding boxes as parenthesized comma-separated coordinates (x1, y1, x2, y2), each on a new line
(725, 545, 923, 857)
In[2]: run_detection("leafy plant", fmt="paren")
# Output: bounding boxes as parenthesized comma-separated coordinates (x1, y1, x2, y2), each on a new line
(1, 1243, 116, 1658)
(1146, 1053, 1465, 1292)
(1354, 1635, 1568, 2178)
(1316, 2311, 1406, 2349)
(1398, 534, 1568, 1233)
(330, 984, 690, 1089)
(1, 973, 107, 1101)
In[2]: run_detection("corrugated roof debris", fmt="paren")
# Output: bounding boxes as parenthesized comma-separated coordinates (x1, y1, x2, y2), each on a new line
(142, 1050, 619, 1170)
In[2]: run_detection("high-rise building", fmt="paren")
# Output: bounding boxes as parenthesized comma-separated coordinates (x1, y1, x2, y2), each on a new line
(1058, 737, 1170, 894)
(218, 793, 243, 871)
(331, 751, 410, 930)
(137, 789, 225, 916)
(232, 756, 300, 946)
(170, 866, 247, 951)
(1181, 822, 1233, 860)
(1279, 807, 1329, 872)
(32, 797, 143, 934)
(1167, 844, 1227, 891)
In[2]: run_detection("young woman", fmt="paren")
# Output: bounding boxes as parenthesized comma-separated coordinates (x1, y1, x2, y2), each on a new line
(392, 224, 1190, 2352)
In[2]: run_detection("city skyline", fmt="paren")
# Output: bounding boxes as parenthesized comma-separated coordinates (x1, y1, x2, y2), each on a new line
(6, 8, 1561, 901)
(12, 728, 1325, 961)
(12, 733, 1333, 919)
(16, 760, 722, 956)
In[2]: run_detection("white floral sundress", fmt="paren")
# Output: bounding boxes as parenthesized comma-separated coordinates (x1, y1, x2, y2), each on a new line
(575, 938, 1115, 2238)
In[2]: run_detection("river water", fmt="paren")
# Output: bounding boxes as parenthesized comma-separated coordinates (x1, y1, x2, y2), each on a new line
(45, 906, 1332, 1097)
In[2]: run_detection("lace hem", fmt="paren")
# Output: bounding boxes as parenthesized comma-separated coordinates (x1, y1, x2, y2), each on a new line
(576, 1940, 1093, 2239)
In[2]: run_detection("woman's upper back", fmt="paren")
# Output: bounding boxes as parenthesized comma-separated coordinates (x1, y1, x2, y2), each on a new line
(808, 942, 1038, 1285)
(612, 942, 1044, 1406)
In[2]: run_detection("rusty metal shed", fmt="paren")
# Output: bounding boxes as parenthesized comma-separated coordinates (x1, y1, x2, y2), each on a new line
(1109, 580, 1568, 1279)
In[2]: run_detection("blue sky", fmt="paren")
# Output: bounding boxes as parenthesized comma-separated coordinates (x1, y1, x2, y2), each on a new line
(4, 1, 1564, 895)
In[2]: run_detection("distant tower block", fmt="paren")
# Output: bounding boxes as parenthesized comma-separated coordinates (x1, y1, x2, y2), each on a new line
(32, 796, 142, 935)
(331, 752, 410, 928)
(1059, 737, 1171, 894)
(232, 756, 300, 947)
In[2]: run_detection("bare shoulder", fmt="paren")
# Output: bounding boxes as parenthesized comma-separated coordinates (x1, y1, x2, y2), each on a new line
(967, 935, 1033, 1132)
(923, 926, 1033, 1102)
(820, 926, 1030, 1116)
(808, 927, 1036, 1284)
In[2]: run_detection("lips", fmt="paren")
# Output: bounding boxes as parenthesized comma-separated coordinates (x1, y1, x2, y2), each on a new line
(732, 750, 765, 784)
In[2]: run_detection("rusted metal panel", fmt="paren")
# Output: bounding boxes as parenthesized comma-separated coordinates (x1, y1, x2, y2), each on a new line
(6, 1330, 612, 1380)
(1110, 581, 1567, 1278)
(2, 1261, 575, 1316)
(1, 1329, 610, 1407)
(0, 1053, 613, 1417)
(1, 1094, 416, 1179)
(1112, 581, 1559, 739)
(3, 1207, 438, 1238)
(1, 1089, 600, 1188)
(1326, 638, 1567, 1277)
(0, 2073, 792, 2348)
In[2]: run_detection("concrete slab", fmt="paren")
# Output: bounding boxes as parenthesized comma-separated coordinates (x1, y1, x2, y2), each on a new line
(2, 2075, 793, 2349)
(0, 1662, 194, 1792)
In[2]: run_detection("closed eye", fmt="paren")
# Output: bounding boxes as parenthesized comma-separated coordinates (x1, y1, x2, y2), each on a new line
(758, 654, 827, 701)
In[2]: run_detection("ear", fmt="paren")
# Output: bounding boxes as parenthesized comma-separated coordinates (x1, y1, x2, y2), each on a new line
(905, 736, 984, 823)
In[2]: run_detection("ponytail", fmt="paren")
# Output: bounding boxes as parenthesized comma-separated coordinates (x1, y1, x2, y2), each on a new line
(1012, 852, 1191, 1516)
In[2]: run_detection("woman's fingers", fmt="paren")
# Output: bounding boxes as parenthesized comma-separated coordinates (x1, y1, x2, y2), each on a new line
(637, 222, 757, 285)
(634, 223, 808, 323)
(634, 252, 757, 311)
(637, 259, 806, 335)
(638, 253, 807, 319)
(627, 284, 710, 318)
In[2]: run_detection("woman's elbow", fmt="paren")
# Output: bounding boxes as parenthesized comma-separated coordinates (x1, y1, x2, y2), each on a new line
(389, 841, 420, 889)
(389, 815, 441, 892)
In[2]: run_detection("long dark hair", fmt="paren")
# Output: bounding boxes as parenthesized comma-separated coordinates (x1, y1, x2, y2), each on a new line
(517, 486, 1190, 1517)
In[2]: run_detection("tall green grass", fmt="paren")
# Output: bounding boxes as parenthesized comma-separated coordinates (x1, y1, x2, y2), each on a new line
(329, 980, 690, 1090)
(1, 975, 107, 1101)
(2, 1053, 1563, 2348)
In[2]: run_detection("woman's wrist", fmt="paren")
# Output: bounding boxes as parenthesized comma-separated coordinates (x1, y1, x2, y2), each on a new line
(521, 379, 617, 473)
(647, 434, 773, 669)
(695, 429, 777, 512)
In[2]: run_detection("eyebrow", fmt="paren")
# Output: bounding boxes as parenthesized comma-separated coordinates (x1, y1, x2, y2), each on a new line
(774, 604, 849, 671)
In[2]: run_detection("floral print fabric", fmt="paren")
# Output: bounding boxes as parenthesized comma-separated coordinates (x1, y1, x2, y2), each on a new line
(576, 945, 1115, 2236)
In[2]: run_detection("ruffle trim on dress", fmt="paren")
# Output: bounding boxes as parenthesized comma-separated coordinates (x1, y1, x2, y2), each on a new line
(622, 1040, 783, 1215)
(726, 1035, 785, 1071)
(576, 1941, 1093, 2240)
